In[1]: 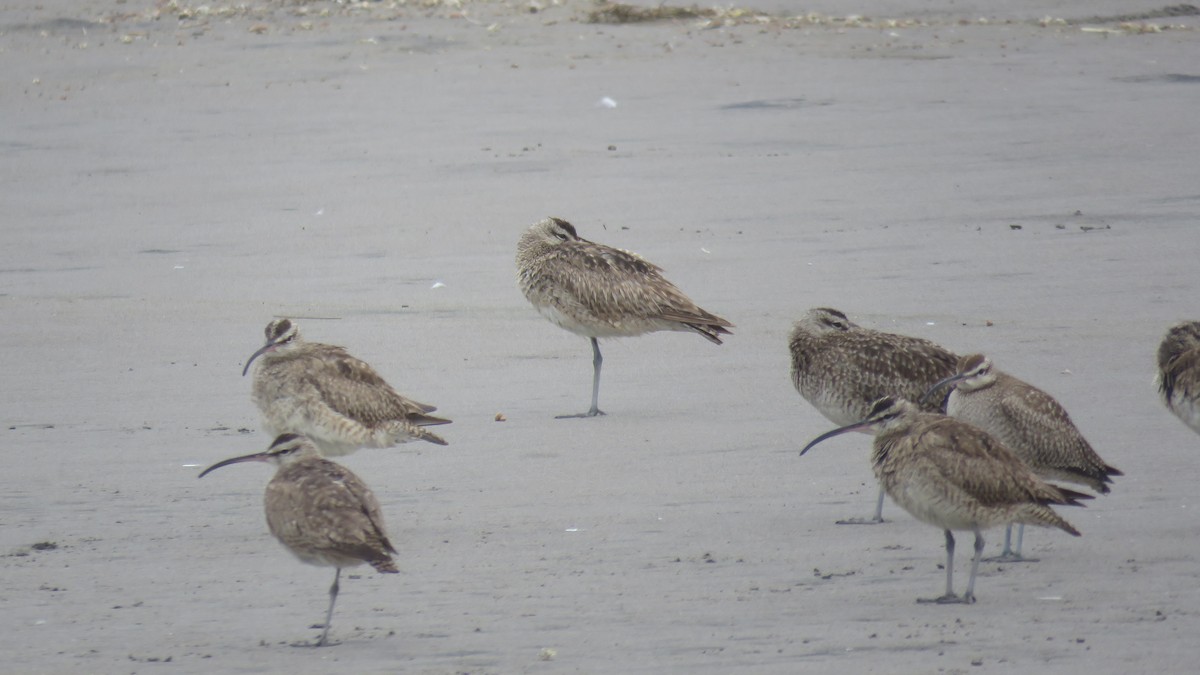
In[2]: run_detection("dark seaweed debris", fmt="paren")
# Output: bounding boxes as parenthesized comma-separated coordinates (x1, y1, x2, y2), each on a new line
(1067, 4, 1198, 24)
(587, 1, 717, 24)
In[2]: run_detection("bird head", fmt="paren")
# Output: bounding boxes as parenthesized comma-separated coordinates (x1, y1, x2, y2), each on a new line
(800, 396, 913, 455)
(197, 434, 319, 478)
(242, 318, 302, 376)
(921, 353, 994, 404)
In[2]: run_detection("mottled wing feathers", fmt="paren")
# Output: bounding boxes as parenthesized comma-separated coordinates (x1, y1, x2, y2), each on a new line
(265, 459, 397, 570)
(307, 370, 447, 428)
(295, 346, 449, 428)
(993, 377, 1075, 437)
(904, 418, 1081, 510)
(991, 377, 1120, 489)
(792, 328, 957, 419)
(580, 243, 665, 276)
(534, 239, 733, 339)
(852, 337, 957, 390)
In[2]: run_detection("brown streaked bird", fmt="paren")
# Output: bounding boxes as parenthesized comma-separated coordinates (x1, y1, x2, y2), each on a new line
(801, 397, 1088, 604)
(1157, 321, 1200, 436)
(199, 434, 399, 646)
(924, 353, 1121, 562)
(516, 217, 733, 418)
(243, 318, 450, 455)
(789, 307, 959, 524)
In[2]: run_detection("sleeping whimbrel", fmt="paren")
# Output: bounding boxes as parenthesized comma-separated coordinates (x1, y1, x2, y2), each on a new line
(789, 307, 959, 524)
(243, 318, 450, 455)
(1157, 321, 1200, 436)
(801, 397, 1088, 604)
(199, 434, 399, 646)
(516, 217, 733, 418)
(924, 354, 1121, 561)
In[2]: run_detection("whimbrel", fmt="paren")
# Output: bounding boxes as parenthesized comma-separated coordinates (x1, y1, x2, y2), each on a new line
(243, 318, 450, 455)
(801, 397, 1088, 604)
(516, 217, 733, 417)
(199, 434, 399, 646)
(1157, 321, 1200, 436)
(789, 307, 959, 523)
(924, 353, 1121, 561)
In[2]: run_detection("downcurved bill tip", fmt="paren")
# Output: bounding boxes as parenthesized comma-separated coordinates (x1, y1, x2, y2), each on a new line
(800, 421, 870, 456)
(241, 344, 273, 377)
(919, 373, 964, 407)
(198, 452, 270, 478)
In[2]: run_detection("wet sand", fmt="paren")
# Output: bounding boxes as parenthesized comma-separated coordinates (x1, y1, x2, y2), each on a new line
(3, 1, 1200, 672)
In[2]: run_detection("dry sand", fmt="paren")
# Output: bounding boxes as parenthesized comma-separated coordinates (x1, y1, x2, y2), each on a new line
(3, 0, 1200, 672)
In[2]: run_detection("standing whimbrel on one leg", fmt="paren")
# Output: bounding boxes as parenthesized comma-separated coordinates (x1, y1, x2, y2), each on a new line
(199, 434, 400, 646)
(243, 318, 450, 455)
(1157, 321, 1200, 436)
(923, 354, 1121, 562)
(516, 217, 733, 418)
(789, 307, 958, 524)
(801, 397, 1089, 604)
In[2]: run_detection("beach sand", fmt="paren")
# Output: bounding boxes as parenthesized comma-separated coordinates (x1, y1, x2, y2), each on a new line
(3, 1, 1200, 672)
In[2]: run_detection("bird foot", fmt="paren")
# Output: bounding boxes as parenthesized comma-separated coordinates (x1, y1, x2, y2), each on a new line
(835, 517, 885, 525)
(291, 637, 335, 648)
(296, 623, 335, 648)
(917, 593, 976, 605)
(983, 553, 1038, 564)
(554, 409, 607, 419)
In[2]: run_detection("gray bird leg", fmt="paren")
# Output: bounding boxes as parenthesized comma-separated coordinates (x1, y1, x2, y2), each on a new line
(557, 337, 607, 419)
(986, 523, 1037, 563)
(945, 529, 956, 598)
(919, 529, 974, 604)
(835, 485, 887, 525)
(317, 568, 341, 647)
(961, 528, 984, 604)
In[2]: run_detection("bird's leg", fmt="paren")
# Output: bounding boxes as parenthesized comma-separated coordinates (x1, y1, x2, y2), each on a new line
(835, 485, 887, 525)
(961, 528, 984, 604)
(985, 523, 1037, 563)
(919, 529, 971, 604)
(942, 529, 956, 598)
(587, 337, 605, 416)
(316, 568, 341, 647)
(556, 337, 607, 419)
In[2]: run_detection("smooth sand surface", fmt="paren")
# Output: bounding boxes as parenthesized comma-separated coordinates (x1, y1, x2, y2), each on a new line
(4, 1, 1200, 672)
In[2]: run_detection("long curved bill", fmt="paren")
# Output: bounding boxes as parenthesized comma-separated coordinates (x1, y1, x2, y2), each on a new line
(198, 451, 271, 478)
(800, 419, 874, 456)
(241, 343, 274, 377)
(919, 372, 967, 407)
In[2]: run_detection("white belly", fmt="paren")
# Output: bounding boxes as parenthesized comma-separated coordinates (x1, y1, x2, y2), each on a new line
(535, 303, 678, 339)
(1168, 390, 1200, 434)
